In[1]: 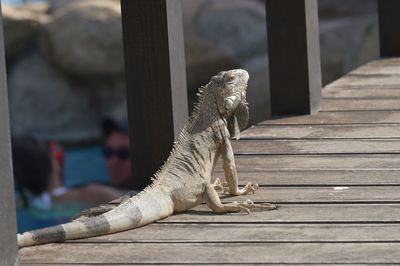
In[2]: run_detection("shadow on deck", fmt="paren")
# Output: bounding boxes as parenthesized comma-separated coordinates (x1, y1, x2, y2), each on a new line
(19, 58, 400, 265)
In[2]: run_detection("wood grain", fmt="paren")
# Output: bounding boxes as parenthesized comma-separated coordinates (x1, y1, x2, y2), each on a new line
(19, 57, 400, 265)
(232, 139, 400, 154)
(350, 65, 400, 75)
(266, 0, 321, 116)
(19, 242, 400, 264)
(215, 186, 400, 203)
(321, 99, 400, 111)
(258, 111, 400, 125)
(326, 73, 400, 87)
(215, 155, 400, 171)
(241, 124, 400, 139)
(213, 170, 400, 185)
(164, 204, 400, 223)
(323, 87, 400, 98)
(72, 223, 400, 243)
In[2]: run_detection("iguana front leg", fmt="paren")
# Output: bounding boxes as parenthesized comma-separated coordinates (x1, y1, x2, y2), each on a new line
(221, 136, 258, 196)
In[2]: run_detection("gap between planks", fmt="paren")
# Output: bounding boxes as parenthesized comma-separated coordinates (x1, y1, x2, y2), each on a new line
(18, 242, 400, 264)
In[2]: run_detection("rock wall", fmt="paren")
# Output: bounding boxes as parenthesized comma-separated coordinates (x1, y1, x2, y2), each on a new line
(185, 0, 378, 125)
(4, 1, 127, 142)
(3, 0, 379, 142)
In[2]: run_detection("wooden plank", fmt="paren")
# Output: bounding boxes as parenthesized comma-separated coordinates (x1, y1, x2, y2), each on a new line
(19, 262, 400, 266)
(258, 111, 400, 125)
(241, 124, 400, 139)
(321, 99, 400, 111)
(164, 203, 400, 223)
(20, 264, 400, 266)
(121, 0, 188, 189)
(324, 85, 400, 91)
(108, 185, 400, 204)
(216, 155, 400, 171)
(20, 57, 400, 265)
(72, 223, 400, 243)
(266, 0, 322, 115)
(216, 186, 400, 203)
(366, 57, 400, 67)
(19, 242, 400, 264)
(0, 5, 18, 266)
(213, 170, 400, 186)
(378, 0, 400, 56)
(325, 74, 400, 88)
(323, 87, 400, 98)
(350, 65, 400, 75)
(232, 139, 400, 155)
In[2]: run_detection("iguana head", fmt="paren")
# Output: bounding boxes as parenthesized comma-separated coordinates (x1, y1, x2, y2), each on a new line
(209, 69, 249, 140)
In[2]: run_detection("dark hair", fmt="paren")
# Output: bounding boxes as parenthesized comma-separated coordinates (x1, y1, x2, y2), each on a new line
(12, 136, 53, 196)
(101, 116, 129, 137)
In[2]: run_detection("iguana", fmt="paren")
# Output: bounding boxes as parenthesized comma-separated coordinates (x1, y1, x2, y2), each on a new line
(18, 69, 276, 248)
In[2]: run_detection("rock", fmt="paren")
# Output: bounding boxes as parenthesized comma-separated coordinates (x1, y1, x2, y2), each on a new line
(318, 0, 377, 18)
(186, 0, 267, 60)
(48, 0, 119, 13)
(40, 0, 124, 76)
(320, 15, 379, 85)
(89, 76, 128, 120)
(352, 20, 379, 70)
(8, 52, 103, 142)
(241, 54, 271, 125)
(19, 2, 49, 14)
(183, 0, 268, 113)
(185, 36, 240, 109)
(2, 4, 49, 60)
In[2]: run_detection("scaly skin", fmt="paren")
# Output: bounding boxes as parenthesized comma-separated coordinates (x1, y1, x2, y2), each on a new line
(17, 69, 276, 248)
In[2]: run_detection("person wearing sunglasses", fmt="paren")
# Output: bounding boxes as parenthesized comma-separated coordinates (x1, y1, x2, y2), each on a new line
(101, 116, 134, 191)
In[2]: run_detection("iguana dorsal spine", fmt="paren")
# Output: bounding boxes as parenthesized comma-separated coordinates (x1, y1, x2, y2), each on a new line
(18, 69, 276, 248)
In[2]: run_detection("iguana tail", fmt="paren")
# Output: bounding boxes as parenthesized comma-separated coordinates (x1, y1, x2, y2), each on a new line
(18, 191, 174, 248)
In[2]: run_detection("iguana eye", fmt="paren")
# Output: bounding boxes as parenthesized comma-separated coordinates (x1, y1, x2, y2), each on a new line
(225, 74, 235, 82)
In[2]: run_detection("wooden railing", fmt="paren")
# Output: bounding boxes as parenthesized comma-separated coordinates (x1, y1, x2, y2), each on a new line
(121, 0, 189, 189)
(378, 0, 400, 56)
(1, 0, 399, 264)
(0, 3, 18, 265)
(121, 0, 324, 189)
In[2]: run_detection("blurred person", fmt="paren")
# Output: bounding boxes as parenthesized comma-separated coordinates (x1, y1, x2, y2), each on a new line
(68, 117, 138, 220)
(101, 116, 134, 191)
(12, 136, 125, 232)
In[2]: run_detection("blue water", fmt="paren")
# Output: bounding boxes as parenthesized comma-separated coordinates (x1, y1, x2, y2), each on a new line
(64, 145, 110, 187)
(17, 144, 111, 232)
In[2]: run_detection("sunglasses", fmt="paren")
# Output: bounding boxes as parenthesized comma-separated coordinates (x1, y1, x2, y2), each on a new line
(103, 147, 130, 160)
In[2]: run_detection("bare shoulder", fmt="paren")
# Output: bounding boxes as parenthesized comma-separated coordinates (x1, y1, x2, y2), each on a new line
(54, 183, 125, 204)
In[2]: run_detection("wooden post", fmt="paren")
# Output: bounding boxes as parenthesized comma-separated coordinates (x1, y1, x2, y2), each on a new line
(266, 0, 322, 116)
(121, 0, 188, 189)
(0, 4, 18, 266)
(378, 0, 400, 57)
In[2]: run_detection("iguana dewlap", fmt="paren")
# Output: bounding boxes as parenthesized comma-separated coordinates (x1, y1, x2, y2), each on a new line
(18, 69, 276, 248)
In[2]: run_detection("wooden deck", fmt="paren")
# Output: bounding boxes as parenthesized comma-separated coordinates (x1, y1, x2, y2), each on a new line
(19, 58, 400, 265)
